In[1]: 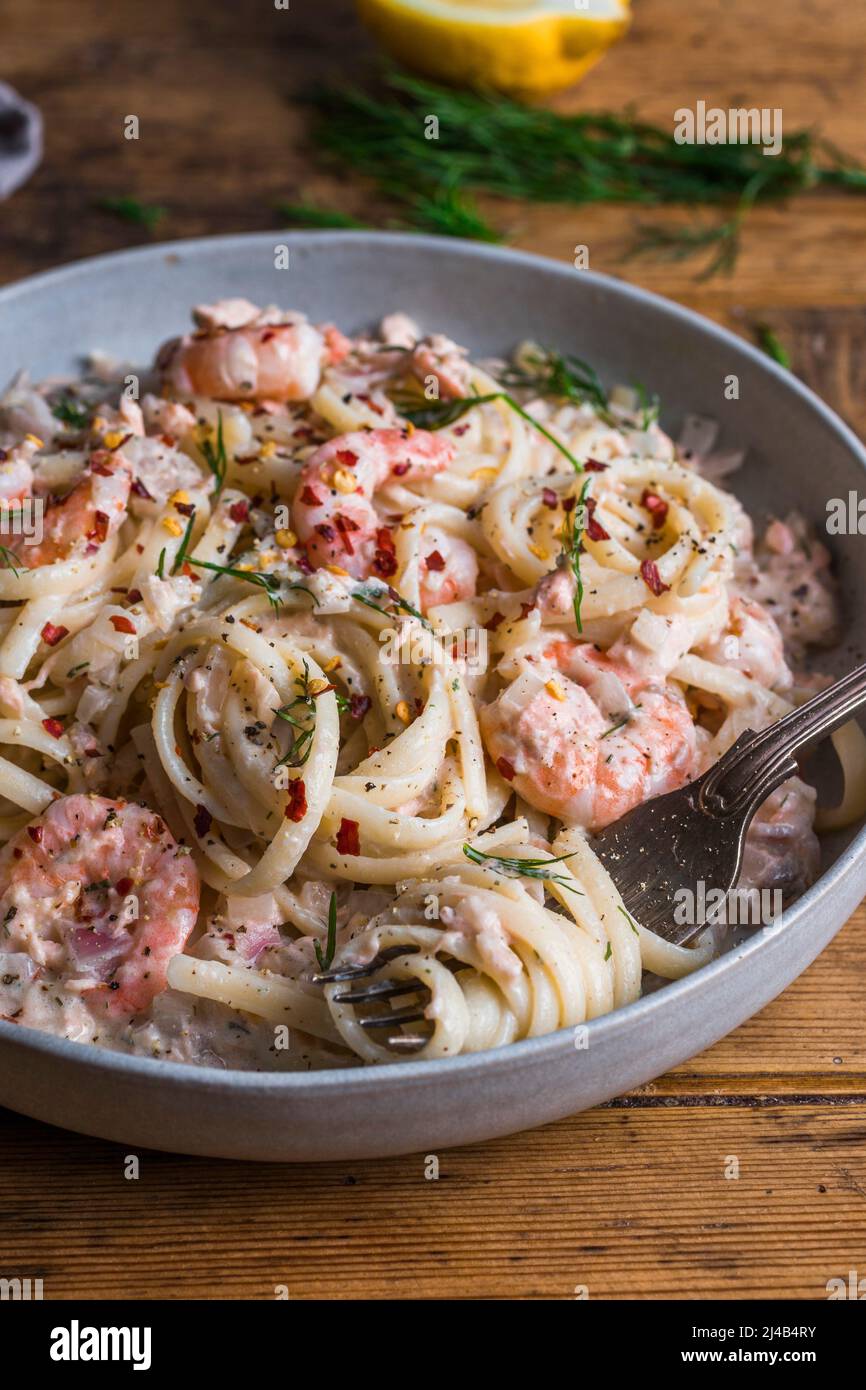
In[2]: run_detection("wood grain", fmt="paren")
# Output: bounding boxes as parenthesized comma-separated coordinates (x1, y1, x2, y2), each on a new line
(1, 0, 865, 1302)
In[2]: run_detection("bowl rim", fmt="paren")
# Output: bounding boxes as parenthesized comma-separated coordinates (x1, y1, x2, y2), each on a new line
(1, 228, 864, 1094)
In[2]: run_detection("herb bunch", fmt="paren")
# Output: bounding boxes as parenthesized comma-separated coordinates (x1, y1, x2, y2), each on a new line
(305, 70, 866, 274)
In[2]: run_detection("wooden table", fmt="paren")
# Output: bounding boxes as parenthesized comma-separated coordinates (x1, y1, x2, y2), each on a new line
(2, 0, 865, 1300)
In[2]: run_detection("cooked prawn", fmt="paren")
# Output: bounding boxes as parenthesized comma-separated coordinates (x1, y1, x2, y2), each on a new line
(0, 794, 199, 1017)
(23, 455, 131, 567)
(157, 299, 341, 404)
(697, 595, 791, 690)
(480, 642, 697, 831)
(292, 427, 454, 579)
(418, 524, 478, 609)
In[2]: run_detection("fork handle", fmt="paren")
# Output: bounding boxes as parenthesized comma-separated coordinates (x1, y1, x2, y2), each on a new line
(699, 660, 866, 817)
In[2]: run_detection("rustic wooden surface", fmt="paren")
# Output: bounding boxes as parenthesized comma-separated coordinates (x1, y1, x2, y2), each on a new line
(2, 0, 866, 1301)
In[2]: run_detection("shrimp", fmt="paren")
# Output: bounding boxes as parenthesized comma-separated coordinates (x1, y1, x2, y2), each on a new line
(419, 525, 478, 609)
(0, 795, 199, 1017)
(292, 427, 454, 579)
(0, 434, 39, 503)
(23, 455, 131, 567)
(697, 595, 791, 690)
(480, 643, 698, 831)
(157, 299, 339, 404)
(409, 333, 472, 400)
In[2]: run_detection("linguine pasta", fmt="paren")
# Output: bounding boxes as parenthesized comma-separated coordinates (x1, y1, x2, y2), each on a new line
(0, 300, 861, 1070)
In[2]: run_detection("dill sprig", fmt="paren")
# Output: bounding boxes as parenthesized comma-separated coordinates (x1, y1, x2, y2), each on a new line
(96, 195, 166, 231)
(0, 545, 24, 576)
(276, 201, 369, 230)
(560, 477, 591, 633)
(186, 555, 282, 612)
(463, 843, 583, 895)
(51, 394, 92, 431)
(315, 892, 339, 972)
(353, 582, 433, 632)
(172, 509, 196, 574)
(200, 412, 227, 495)
(273, 660, 335, 768)
(394, 387, 584, 475)
(617, 904, 640, 936)
(308, 71, 866, 272)
(754, 323, 791, 369)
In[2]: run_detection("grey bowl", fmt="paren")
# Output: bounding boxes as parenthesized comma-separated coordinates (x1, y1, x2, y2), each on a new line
(1, 232, 864, 1161)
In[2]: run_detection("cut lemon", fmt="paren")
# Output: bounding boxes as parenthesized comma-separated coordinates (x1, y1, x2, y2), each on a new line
(356, 0, 631, 97)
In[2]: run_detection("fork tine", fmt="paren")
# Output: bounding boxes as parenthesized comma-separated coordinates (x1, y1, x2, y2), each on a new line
(334, 978, 430, 1005)
(358, 1006, 428, 1030)
(312, 944, 418, 984)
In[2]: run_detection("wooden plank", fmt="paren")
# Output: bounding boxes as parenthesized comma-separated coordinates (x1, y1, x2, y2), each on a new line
(1, 1102, 864, 1300)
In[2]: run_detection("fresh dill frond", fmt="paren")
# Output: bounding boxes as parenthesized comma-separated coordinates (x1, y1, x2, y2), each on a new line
(754, 323, 791, 369)
(0, 545, 24, 576)
(51, 394, 92, 431)
(172, 509, 196, 574)
(463, 843, 583, 895)
(96, 195, 166, 231)
(273, 661, 335, 768)
(306, 71, 866, 272)
(314, 892, 339, 972)
(275, 201, 369, 230)
(187, 555, 282, 612)
(559, 477, 591, 633)
(200, 412, 227, 495)
(394, 386, 584, 475)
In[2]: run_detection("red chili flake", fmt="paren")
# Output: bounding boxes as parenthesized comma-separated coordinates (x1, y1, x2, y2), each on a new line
(562, 496, 576, 513)
(334, 449, 358, 468)
(159, 434, 176, 448)
(131, 477, 154, 500)
(229, 500, 250, 524)
(300, 485, 323, 507)
(315, 523, 336, 542)
(87, 511, 110, 544)
(175, 501, 195, 518)
(375, 527, 395, 553)
(641, 489, 669, 528)
(584, 458, 609, 472)
(115, 876, 133, 897)
(486, 611, 505, 630)
(296, 552, 313, 575)
(424, 549, 446, 571)
(126, 588, 143, 604)
(335, 513, 361, 554)
(640, 558, 671, 596)
(391, 461, 410, 477)
(84, 543, 99, 556)
(90, 460, 113, 477)
(373, 549, 398, 578)
(84, 747, 100, 758)
(541, 488, 559, 509)
(41, 718, 64, 739)
(110, 615, 136, 634)
(496, 757, 516, 781)
(40, 623, 69, 647)
(261, 329, 276, 343)
(27, 825, 43, 845)
(585, 497, 611, 543)
(519, 601, 536, 619)
(284, 779, 307, 823)
(336, 817, 360, 855)
(453, 423, 470, 436)
(193, 804, 213, 838)
(181, 563, 195, 579)
(349, 694, 372, 720)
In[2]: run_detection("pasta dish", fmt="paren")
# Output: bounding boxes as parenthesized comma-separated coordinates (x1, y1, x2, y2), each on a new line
(0, 299, 861, 1069)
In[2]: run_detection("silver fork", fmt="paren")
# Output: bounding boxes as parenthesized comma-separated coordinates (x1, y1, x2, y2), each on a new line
(591, 659, 866, 945)
(314, 661, 866, 1045)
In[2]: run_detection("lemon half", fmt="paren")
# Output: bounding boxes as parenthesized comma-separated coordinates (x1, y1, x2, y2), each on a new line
(357, 0, 631, 97)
